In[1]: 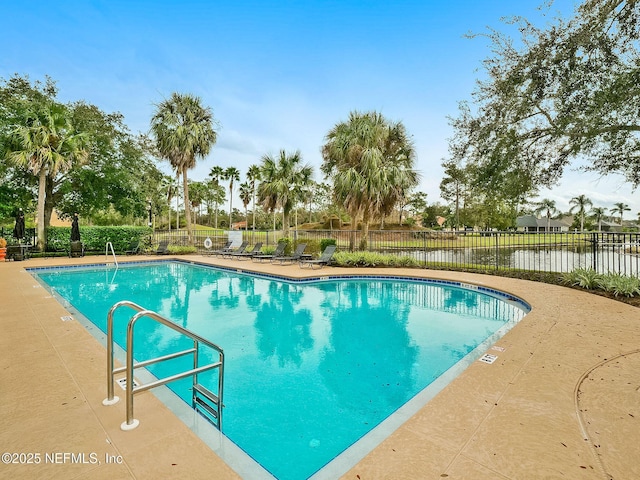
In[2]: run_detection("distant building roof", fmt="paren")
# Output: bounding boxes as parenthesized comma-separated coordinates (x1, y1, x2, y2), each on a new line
(516, 215, 566, 228)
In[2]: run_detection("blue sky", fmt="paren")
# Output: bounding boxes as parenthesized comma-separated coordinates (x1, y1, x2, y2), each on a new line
(2, 0, 638, 218)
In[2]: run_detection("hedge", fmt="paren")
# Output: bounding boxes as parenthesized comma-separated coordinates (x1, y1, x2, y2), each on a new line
(46, 226, 153, 253)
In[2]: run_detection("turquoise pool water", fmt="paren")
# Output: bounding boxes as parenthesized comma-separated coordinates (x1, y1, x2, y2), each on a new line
(33, 261, 528, 480)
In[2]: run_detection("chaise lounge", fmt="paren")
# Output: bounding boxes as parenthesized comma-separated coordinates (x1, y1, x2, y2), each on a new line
(220, 241, 248, 258)
(155, 239, 170, 255)
(251, 241, 286, 263)
(271, 243, 308, 265)
(229, 242, 263, 260)
(299, 244, 336, 269)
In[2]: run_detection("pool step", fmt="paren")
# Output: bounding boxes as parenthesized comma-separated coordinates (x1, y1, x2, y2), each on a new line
(193, 383, 222, 427)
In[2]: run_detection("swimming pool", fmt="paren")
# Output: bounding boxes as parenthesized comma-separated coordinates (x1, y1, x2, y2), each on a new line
(31, 260, 529, 480)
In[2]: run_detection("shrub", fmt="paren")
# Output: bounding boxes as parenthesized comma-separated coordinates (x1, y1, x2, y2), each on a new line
(279, 237, 292, 255)
(333, 251, 419, 268)
(394, 255, 420, 268)
(167, 245, 198, 255)
(297, 238, 320, 256)
(320, 238, 337, 252)
(597, 273, 640, 297)
(46, 226, 152, 253)
(562, 268, 602, 289)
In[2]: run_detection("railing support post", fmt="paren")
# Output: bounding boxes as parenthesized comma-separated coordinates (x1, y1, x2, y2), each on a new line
(591, 232, 598, 272)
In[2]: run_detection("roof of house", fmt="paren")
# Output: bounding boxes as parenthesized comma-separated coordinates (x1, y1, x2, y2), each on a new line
(516, 215, 566, 228)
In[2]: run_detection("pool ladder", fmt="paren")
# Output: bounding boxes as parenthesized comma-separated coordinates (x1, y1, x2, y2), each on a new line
(102, 301, 224, 431)
(105, 242, 118, 268)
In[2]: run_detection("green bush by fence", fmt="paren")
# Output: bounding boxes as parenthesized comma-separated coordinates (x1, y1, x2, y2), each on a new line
(46, 226, 153, 253)
(320, 238, 337, 252)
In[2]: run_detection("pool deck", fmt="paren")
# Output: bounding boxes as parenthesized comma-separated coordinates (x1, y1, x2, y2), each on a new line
(1, 254, 638, 479)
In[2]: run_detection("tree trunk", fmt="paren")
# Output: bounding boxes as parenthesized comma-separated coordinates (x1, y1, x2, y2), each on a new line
(44, 176, 55, 230)
(455, 188, 460, 229)
(176, 175, 180, 230)
(252, 189, 256, 231)
(283, 210, 290, 237)
(183, 169, 193, 245)
(348, 210, 358, 252)
(360, 209, 371, 251)
(36, 167, 46, 250)
(228, 186, 233, 228)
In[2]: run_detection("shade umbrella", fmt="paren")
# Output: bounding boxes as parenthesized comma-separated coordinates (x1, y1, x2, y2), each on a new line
(13, 209, 25, 241)
(70, 213, 81, 242)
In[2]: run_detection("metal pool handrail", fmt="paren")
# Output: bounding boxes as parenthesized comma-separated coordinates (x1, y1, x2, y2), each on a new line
(105, 241, 118, 268)
(102, 300, 225, 431)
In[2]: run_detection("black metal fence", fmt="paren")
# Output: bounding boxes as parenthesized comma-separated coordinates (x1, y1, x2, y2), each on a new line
(152, 229, 640, 277)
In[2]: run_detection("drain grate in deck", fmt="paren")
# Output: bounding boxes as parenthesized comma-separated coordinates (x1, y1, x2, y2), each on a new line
(479, 353, 498, 364)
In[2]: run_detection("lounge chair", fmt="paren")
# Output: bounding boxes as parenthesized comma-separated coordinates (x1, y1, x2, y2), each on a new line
(252, 241, 287, 263)
(125, 240, 140, 255)
(229, 242, 263, 260)
(299, 245, 337, 269)
(205, 240, 231, 256)
(220, 241, 248, 258)
(155, 239, 170, 255)
(271, 243, 307, 265)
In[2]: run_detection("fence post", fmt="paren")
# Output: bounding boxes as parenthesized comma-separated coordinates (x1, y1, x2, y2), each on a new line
(422, 231, 426, 268)
(495, 232, 499, 270)
(591, 232, 598, 271)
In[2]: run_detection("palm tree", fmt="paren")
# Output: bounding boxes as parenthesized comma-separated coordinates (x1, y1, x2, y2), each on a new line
(258, 149, 313, 237)
(204, 178, 225, 227)
(291, 164, 313, 231)
(247, 164, 261, 231)
(590, 206, 606, 232)
(223, 167, 240, 228)
(610, 202, 630, 225)
(209, 165, 224, 229)
(150, 92, 217, 244)
(189, 181, 207, 225)
(239, 182, 251, 231)
(533, 198, 559, 232)
(5, 101, 89, 249)
(569, 194, 593, 231)
(302, 179, 318, 223)
(321, 111, 418, 250)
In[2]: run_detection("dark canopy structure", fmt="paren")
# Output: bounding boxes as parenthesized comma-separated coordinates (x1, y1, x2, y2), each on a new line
(70, 213, 81, 242)
(13, 209, 25, 241)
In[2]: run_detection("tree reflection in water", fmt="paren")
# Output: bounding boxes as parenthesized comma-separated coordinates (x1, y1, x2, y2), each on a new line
(254, 282, 314, 367)
(318, 281, 418, 412)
